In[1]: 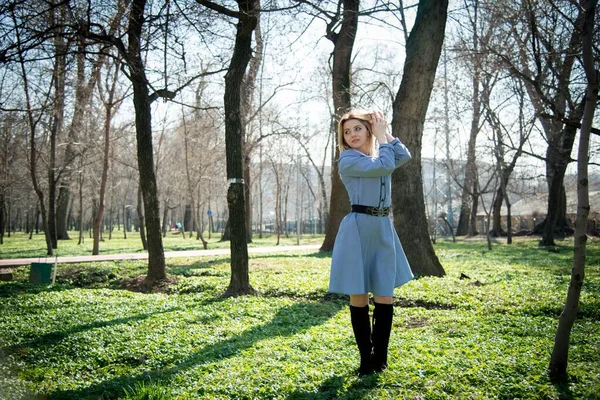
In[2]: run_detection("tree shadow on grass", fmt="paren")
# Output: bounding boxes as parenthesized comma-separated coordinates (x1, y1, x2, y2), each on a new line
(286, 373, 381, 400)
(0, 281, 74, 297)
(0, 306, 184, 359)
(48, 299, 346, 399)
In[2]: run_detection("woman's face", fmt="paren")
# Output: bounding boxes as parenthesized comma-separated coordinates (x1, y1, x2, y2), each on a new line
(343, 119, 371, 155)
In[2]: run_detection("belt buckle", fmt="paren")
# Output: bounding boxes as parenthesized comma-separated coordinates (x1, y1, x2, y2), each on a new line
(369, 207, 387, 217)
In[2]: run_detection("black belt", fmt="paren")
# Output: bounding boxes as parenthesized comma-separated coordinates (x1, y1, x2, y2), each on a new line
(351, 204, 390, 217)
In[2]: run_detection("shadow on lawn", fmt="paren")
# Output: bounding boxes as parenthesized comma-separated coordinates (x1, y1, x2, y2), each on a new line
(0, 306, 184, 359)
(286, 373, 381, 400)
(49, 299, 345, 399)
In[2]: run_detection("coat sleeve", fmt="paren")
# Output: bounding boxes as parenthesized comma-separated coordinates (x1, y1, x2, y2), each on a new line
(389, 137, 412, 168)
(338, 145, 397, 178)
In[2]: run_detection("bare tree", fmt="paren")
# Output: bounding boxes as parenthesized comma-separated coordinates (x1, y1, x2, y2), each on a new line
(93, 56, 123, 255)
(549, 0, 598, 382)
(483, 77, 533, 241)
(486, 1, 590, 246)
(316, 0, 358, 252)
(9, 5, 56, 255)
(454, 0, 491, 236)
(391, 0, 448, 277)
(195, 0, 259, 296)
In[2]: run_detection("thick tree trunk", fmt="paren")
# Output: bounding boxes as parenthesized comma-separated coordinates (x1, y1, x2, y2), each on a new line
(47, 10, 67, 250)
(320, 0, 358, 252)
(457, 75, 480, 236)
(549, 0, 597, 380)
(240, 3, 261, 244)
(128, 0, 165, 283)
(223, 0, 258, 296)
(391, 0, 448, 277)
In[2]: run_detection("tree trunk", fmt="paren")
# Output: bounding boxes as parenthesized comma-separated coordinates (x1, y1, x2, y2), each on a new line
(240, 1, 262, 244)
(457, 74, 481, 236)
(0, 193, 5, 245)
(128, 0, 166, 283)
(549, 0, 597, 380)
(47, 7, 67, 250)
(511, 6, 585, 246)
(469, 179, 479, 235)
(244, 155, 253, 243)
(223, 0, 258, 296)
(490, 186, 505, 237)
(162, 199, 170, 238)
(93, 62, 118, 255)
(56, 41, 89, 241)
(137, 184, 148, 251)
(391, 0, 448, 277)
(77, 171, 84, 245)
(320, 0, 359, 252)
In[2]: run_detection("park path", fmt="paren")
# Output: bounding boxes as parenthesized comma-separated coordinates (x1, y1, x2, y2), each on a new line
(0, 244, 322, 267)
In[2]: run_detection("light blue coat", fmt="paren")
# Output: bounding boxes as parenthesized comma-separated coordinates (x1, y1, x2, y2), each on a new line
(328, 138, 414, 296)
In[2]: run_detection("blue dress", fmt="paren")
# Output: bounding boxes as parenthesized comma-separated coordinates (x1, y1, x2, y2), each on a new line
(329, 138, 413, 296)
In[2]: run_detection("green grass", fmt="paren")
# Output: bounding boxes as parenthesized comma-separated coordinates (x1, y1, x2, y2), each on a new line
(1, 237, 599, 399)
(0, 231, 324, 259)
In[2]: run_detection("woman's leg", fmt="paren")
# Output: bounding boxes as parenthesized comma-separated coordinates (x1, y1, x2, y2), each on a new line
(350, 294, 369, 307)
(349, 293, 372, 375)
(372, 296, 394, 372)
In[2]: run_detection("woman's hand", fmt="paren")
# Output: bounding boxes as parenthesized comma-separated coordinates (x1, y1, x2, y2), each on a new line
(370, 111, 388, 144)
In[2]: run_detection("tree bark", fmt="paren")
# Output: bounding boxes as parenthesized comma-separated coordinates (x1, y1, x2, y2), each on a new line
(56, 41, 96, 240)
(93, 61, 119, 255)
(241, 1, 262, 244)
(457, 72, 481, 236)
(391, 0, 448, 277)
(222, 0, 258, 296)
(549, 0, 597, 381)
(137, 184, 148, 251)
(320, 0, 359, 252)
(47, 5, 68, 250)
(128, 0, 165, 282)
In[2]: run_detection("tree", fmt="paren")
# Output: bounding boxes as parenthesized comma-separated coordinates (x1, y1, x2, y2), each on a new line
(9, 4, 56, 255)
(549, 0, 598, 382)
(454, 0, 490, 236)
(56, 10, 125, 241)
(487, 1, 589, 246)
(312, 0, 359, 252)
(93, 56, 123, 255)
(391, 0, 448, 277)
(78, 0, 221, 286)
(195, 0, 259, 296)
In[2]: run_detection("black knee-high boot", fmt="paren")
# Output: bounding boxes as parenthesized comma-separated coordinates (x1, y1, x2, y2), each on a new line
(372, 302, 393, 372)
(349, 304, 373, 376)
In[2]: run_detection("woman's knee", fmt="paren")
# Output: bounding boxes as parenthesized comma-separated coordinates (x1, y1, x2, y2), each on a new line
(373, 295, 393, 305)
(350, 294, 369, 307)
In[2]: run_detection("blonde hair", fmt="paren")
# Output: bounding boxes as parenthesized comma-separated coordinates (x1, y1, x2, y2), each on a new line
(337, 109, 376, 155)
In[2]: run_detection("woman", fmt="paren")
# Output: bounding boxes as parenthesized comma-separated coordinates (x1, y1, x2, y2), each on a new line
(329, 109, 413, 375)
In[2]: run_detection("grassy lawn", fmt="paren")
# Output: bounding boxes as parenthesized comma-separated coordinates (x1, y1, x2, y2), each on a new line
(0, 231, 324, 260)
(1, 237, 599, 399)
